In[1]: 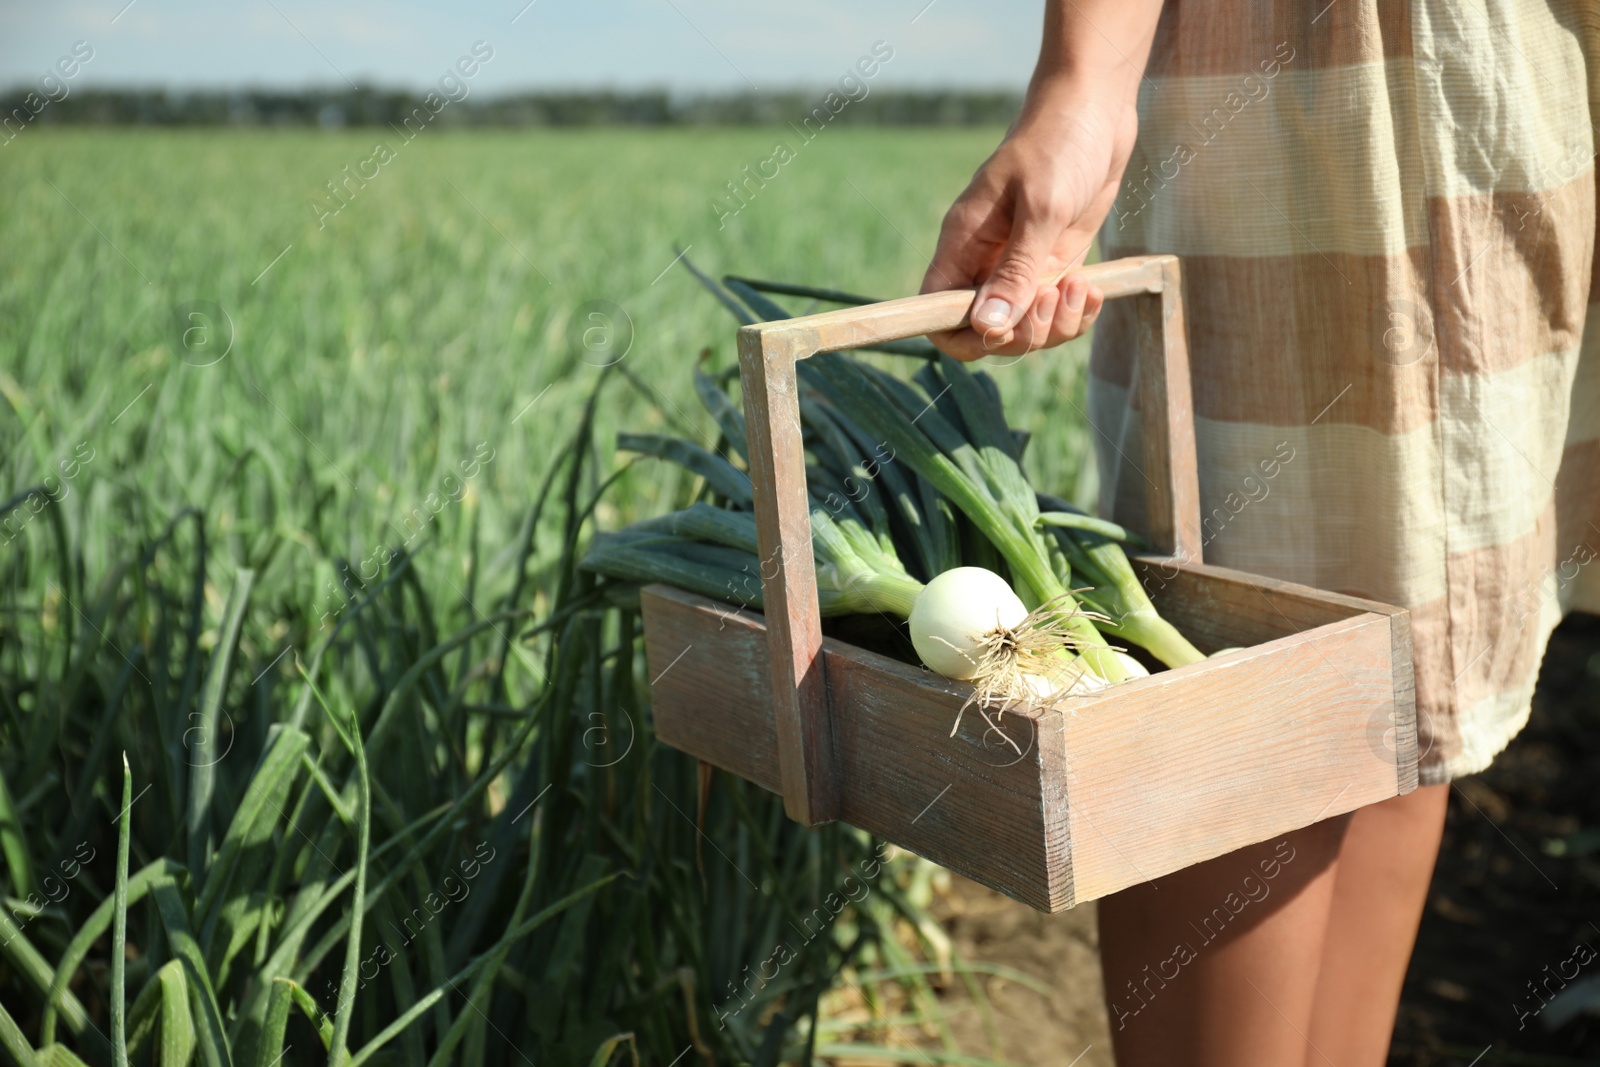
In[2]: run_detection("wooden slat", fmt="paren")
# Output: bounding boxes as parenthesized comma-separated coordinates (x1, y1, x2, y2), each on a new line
(1132, 556, 1400, 650)
(642, 583, 1068, 909)
(640, 585, 780, 792)
(738, 329, 836, 823)
(1134, 257, 1203, 562)
(1128, 555, 1421, 794)
(824, 647, 1069, 913)
(738, 255, 1173, 355)
(1390, 617, 1420, 793)
(1059, 611, 1403, 902)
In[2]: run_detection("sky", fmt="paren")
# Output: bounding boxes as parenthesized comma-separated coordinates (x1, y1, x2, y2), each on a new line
(0, 1, 1045, 94)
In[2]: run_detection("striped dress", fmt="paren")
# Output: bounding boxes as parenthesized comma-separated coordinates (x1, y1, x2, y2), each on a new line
(1089, 1, 1600, 784)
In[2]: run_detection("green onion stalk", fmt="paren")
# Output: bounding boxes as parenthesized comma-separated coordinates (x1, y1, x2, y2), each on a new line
(801, 352, 1130, 683)
(612, 414, 927, 620)
(597, 371, 1110, 697)
(1036, 493, 1205, 669)
(697, 269, 1098, 659)
(583, 499, 1102, 711)
(666, 258, 1203, 686)
(582, 503, 923, 621)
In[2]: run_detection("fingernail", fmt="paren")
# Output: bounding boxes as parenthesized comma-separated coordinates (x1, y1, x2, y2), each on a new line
(1065, 282, 1086, 313)
(975, 298, 1012, 329)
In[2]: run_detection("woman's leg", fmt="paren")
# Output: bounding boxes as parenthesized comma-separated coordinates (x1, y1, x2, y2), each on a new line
(1097, 815, 1351, 1066)
(1305, 783, 1449, 1066)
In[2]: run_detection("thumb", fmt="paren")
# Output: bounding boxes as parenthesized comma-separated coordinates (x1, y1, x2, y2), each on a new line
(970, 208, 1055, 335)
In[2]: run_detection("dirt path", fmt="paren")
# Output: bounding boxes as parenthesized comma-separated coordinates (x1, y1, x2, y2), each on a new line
(904, 614, 1600, 1066)
(924, 883, 1112, 1066)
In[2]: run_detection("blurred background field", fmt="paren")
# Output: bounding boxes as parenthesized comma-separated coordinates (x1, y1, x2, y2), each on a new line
(0, 127, 1097, 634)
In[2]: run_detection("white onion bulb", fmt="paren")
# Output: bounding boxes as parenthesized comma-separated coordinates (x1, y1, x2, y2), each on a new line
(909, 567, 1028, 680)
(1113, 652, 1149, 678)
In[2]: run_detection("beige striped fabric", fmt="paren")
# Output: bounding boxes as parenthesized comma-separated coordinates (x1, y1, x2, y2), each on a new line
(1089, 0, 1600, 784)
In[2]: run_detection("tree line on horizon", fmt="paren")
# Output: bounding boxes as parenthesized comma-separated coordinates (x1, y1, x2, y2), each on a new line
(1, 86, 1024, 128)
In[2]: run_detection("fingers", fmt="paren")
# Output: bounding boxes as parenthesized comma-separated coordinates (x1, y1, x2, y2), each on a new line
(968, 202, 1055, 335)
(1081, 284, 1105, 332)
(1027, 282, 1063, 344)
(930, 282, 1048, 360)
(931, 277, 1104, 361)
(1041, 276, 1104, 347)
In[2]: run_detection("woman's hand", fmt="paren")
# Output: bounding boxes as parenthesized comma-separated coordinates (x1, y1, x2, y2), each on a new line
(922, 80, 1140, 361)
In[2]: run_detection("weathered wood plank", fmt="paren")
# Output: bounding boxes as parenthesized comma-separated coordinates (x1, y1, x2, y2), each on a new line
(1059, 611, 1402, 902)
(1134, 258, 1203, 562)
(1133, 556, 1392, 650)
(738, 256, 1172, 355)
(1390, 614, 1420, 794)
(823, 645, 1069, 913)
(643, 584, 1069, 907)
(1126, 557, 1420, 793)
(640, 585, 781, 794)
(739, 328, 837, 823)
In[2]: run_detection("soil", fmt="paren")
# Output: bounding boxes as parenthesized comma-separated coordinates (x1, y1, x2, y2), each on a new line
(898, 614, 1600, 1066)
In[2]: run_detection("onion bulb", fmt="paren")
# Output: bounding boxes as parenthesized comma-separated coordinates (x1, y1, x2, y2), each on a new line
(909, 567, 1028, 680)
(1112, 652, 1150, 678)
(910, 566, 1108, 719)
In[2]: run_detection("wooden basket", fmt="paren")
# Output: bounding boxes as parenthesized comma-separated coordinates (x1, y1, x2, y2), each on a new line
(640, 254, 1418, 913)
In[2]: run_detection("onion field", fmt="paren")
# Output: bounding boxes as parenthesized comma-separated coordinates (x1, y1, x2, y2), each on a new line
(0, 128, 1097, 1066)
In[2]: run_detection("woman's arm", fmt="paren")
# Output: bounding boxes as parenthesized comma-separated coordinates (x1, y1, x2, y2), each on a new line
(922, 0, 1164, 360)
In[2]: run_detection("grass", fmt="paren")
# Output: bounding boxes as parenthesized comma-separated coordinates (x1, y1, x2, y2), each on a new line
(0, 128, 1096, 583)
(0, 127, 1098, 1065)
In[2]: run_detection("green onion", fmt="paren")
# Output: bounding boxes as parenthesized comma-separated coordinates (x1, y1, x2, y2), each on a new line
(593, 258, 1208, 699)
(1036, 493, 1203, 668)
(583, 507, 922, 620)
(1036, 509, 1149, 548)
(802, 352, 1127, 682)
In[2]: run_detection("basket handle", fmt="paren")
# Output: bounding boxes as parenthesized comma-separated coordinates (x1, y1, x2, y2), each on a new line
(737, 253, 1201, 825)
